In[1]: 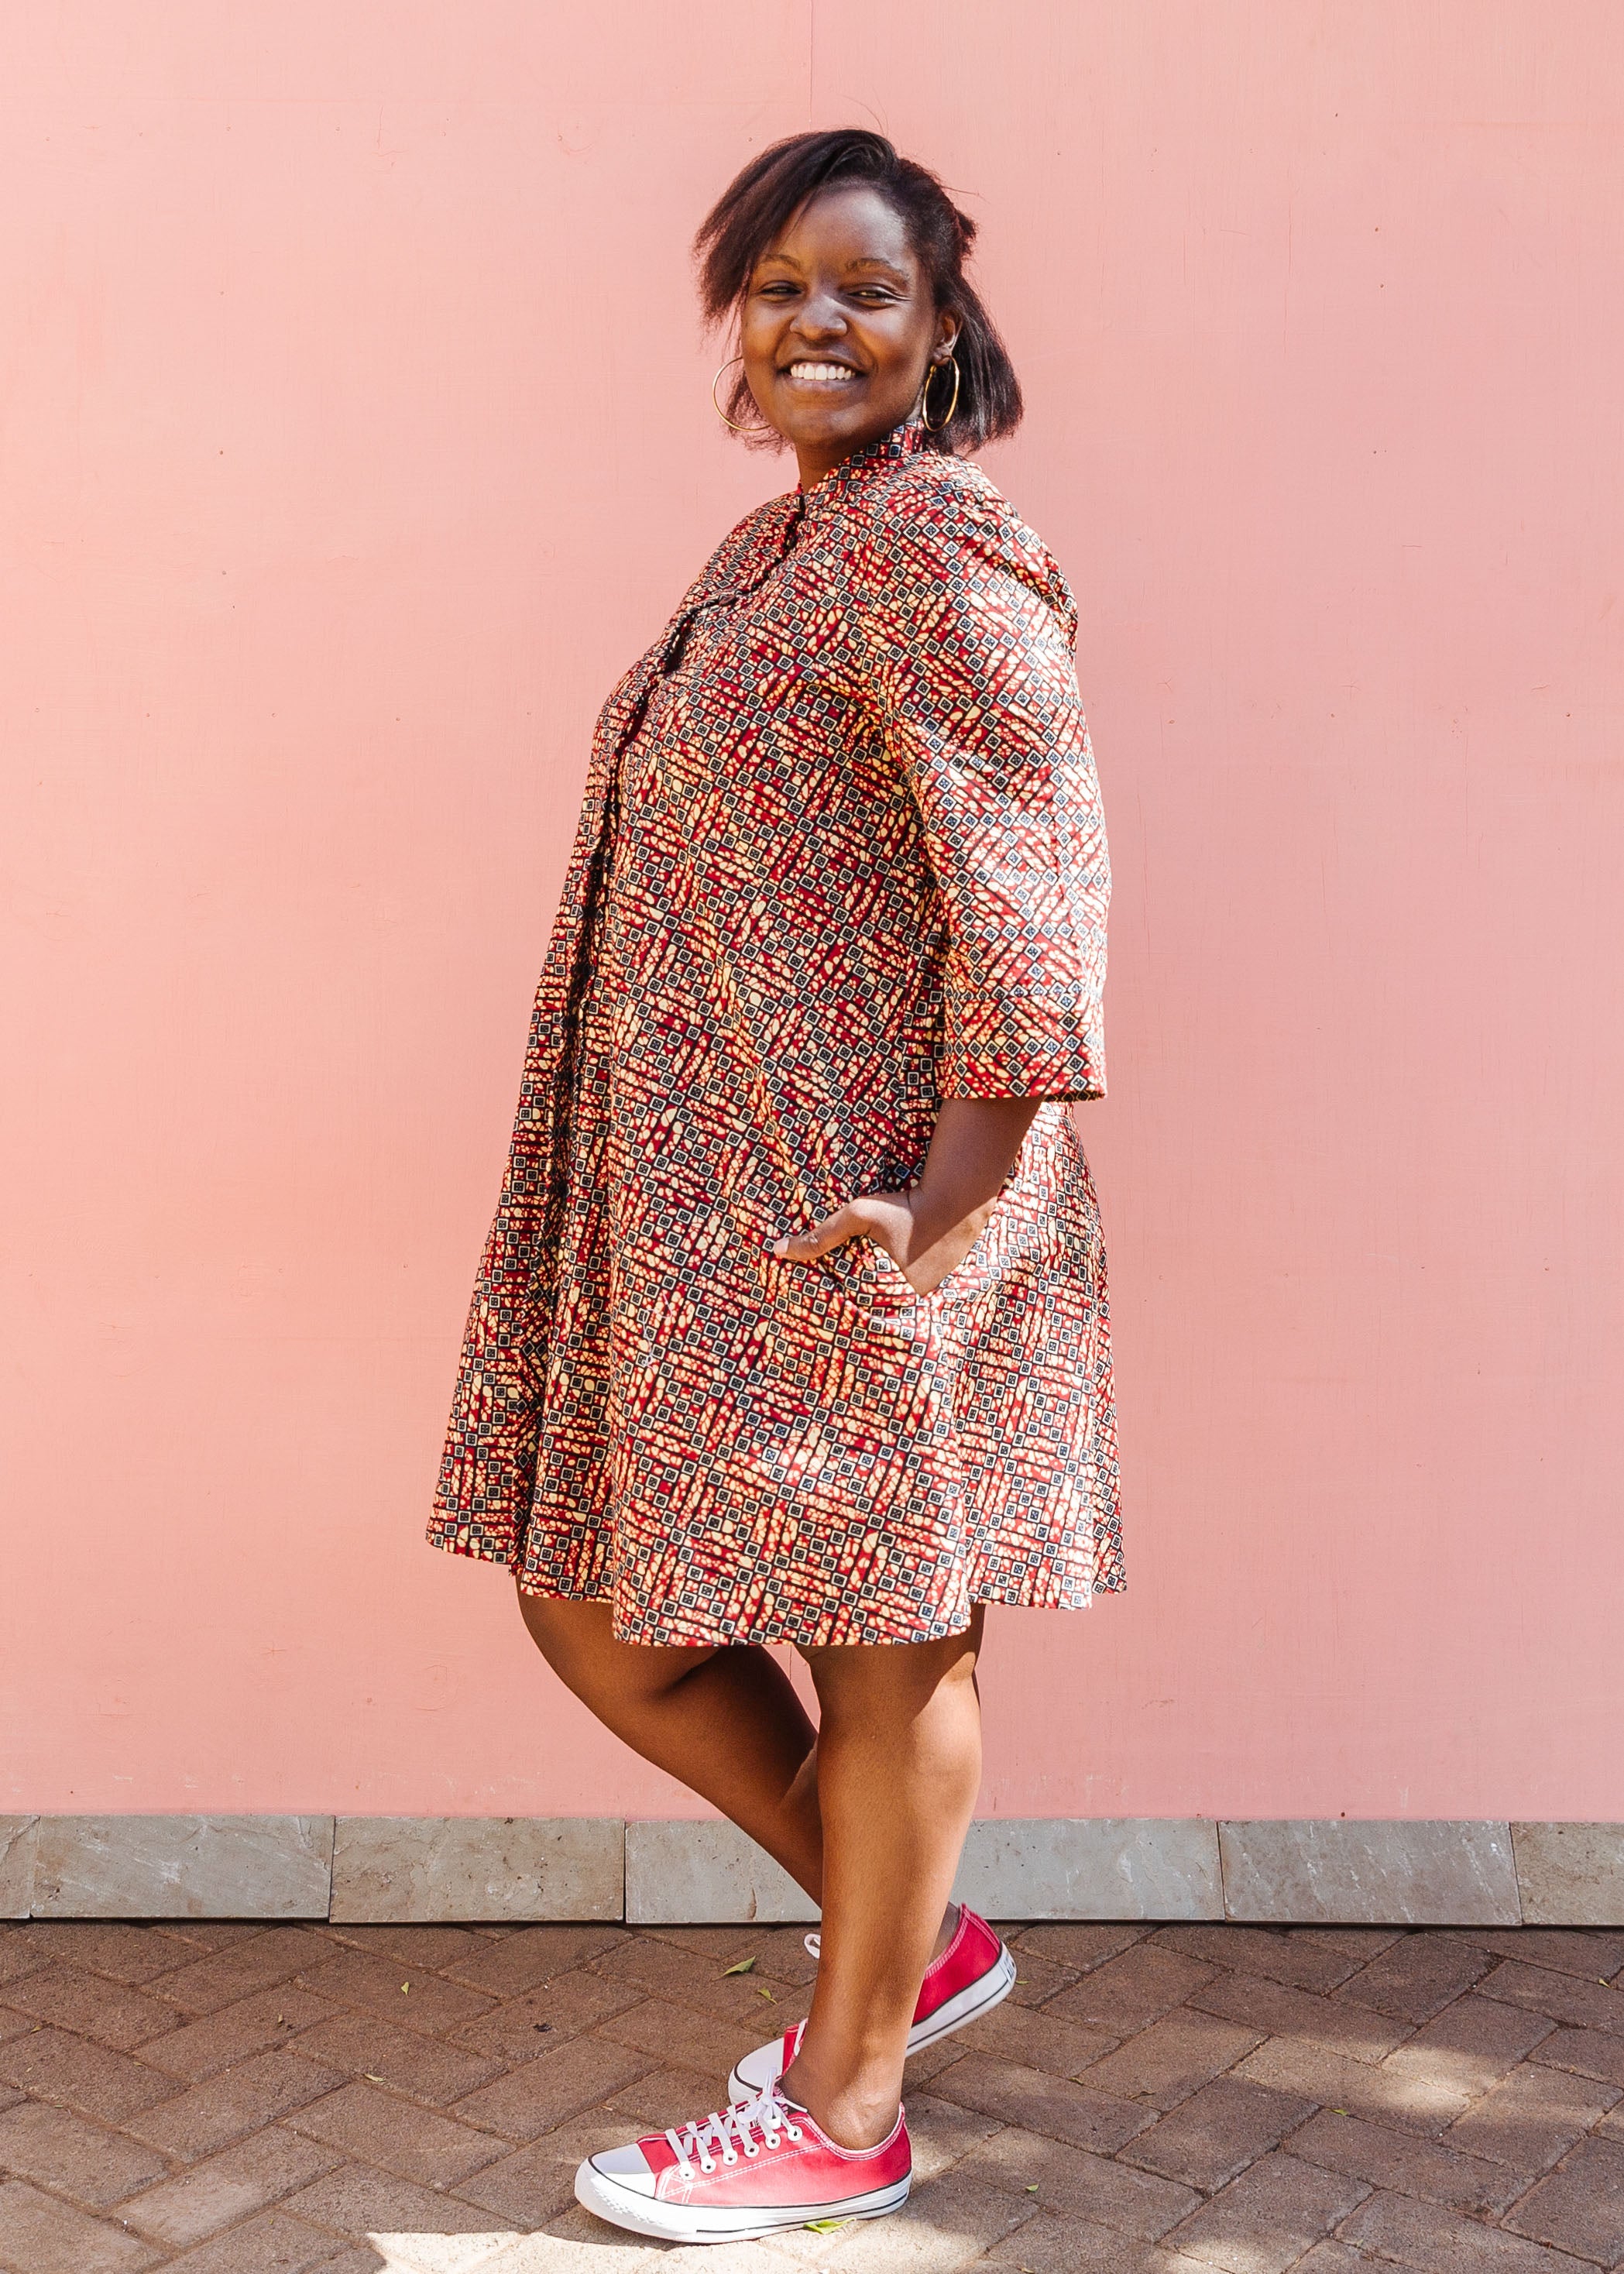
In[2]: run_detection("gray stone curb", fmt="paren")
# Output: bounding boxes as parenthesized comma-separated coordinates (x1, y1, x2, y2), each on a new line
(3, 1815, 1621, 1924)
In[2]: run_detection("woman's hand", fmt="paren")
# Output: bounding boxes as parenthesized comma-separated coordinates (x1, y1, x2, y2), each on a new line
(771, 1097, 1044, 1297)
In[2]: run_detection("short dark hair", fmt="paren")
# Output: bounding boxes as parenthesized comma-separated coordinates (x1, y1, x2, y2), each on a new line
(694, 129, 1022, 456)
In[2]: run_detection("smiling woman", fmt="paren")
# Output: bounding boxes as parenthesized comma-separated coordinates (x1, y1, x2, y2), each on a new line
(430, 126, 1118, 2244)
(699, 129, 1021, 471)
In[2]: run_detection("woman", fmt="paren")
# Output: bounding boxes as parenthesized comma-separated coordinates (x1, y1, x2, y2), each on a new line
(430, 127, 1121, 2243)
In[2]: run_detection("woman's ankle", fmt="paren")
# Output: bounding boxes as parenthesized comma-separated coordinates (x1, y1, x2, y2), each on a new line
(779, 2051, 901, 2152)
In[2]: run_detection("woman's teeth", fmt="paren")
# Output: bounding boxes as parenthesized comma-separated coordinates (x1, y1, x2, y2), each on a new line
(787, 362, 857, 383)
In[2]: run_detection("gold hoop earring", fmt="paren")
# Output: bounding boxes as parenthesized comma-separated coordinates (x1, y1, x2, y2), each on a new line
(921, 352, 961, 432)
(712, 355, 771, 435)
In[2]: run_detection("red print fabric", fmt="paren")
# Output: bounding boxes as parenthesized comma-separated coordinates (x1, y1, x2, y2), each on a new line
(430, 418, 1122, 1645)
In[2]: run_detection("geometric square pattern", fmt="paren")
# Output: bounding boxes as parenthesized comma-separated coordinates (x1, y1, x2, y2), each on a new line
(430, 419, 1122, 1644)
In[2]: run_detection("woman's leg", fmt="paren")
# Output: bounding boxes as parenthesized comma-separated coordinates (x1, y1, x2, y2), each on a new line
(780, 1608, 984, 2148)
(516, 1586, 824, 1896)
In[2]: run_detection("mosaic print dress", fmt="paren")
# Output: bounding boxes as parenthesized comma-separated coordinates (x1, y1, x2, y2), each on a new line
(430, 417, 1122, 1646)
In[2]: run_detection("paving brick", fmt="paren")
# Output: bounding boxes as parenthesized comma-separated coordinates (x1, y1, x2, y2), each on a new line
(902, 2033, 977, 2090)
(420, 2111, 635, 2224)
(476, 2210, 662, 2273)
(117, 2129, 342, 2248)
(633, 1923, 770, 1963)
(286, 2157, 520, 2248)
(983, 2208, 1210, 2271)
(1467, 1931, 1624, 1983)
(740, 1924, 824, 1987)
(1002, 1949, 1081, 2006)
(0, 1932, 49, 1987)
(962, 2124, 1202, 2238)
(156, 1930, 331, 2018)
(0, 2026, 180, 2121)
(125, 2047, 341, 2159)
(451, 2032, 655, 2142)
(898, 2089, 1004, 2182)
(1600, 2104, 1624, 2145)
(1532, 2028, 1624, 2090)
(1339, 2185, 1594, 2270)
(149, 1923, 271, 1952)
(1074, 2011, 1262, 2108)
(592, 1994, 750, 2079)
(1382, 1995, 1559, 2113)
(316, 1923, 487, 1967)
(1165, 2149, 1368, 2274)
(1011, 1922, 1152, 1973)
(0, 1963, 180, 2050)
(164, 2210, 358, 2270)
(285, 2077, 503, 2186)
(1238, 2032, 1475, 2135)
(597, 2061, 733, 2133)
(1481, 1960, 1624, 2039)
(929, 2051, 1153, 2153)
(136, 1986, 338, 2083)
(1290, 2107, 1523, 2214)
(0, 2097, 167, 2209)
(451, 1972, 648, 2070)
(1297, 1929, 1409, 1957)
(1119, 2075, 1317, 2190)
(1502, 2136, 1624, 2264)
(1294, 2246, 1399, 2271)
(293, 1948, 497, 2037)
(441, 1923, 627, 1997)
(592, 1934, 813, 2031)
(1153, 1925, 1368, 1991)
(1334, 1932, 1495, 2022)
(0, 2006, 38, 2044)
(0, 2177, 161, 2272)
(283, 2008, 501, 2106)
(812, 2161, 1037, 2270)
(1044, 1944, 1217, 2035)
(952, 1990, 1118, 2077)
(1190, 1967, 1412, 2060)
(16, 1923, 196, 1986)
(1447, 2061, 1620, 2173)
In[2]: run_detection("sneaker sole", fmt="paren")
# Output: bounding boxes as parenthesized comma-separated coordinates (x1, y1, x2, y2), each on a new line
(574, 2160, 911, 2241)
(725, 1940, 1018, 2104)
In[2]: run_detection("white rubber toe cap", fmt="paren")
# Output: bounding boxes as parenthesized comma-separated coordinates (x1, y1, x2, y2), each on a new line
(587, 2142, 657, 2196)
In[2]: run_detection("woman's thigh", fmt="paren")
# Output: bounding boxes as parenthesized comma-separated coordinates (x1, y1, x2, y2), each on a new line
(515, 1585, 719, 1717)
(798, 1605, 985, 1719)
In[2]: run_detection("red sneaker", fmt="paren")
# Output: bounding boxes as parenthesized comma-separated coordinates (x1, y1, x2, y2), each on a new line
(726, 1905, 1016, 2104)
(574, 2082, 911, 2243)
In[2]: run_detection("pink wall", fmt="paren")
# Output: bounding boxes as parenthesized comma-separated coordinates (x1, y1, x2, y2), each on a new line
(4, 5, 1621, 1823)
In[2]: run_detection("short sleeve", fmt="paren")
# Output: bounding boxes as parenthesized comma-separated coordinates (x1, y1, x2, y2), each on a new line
(855, 474, 1110, 1100)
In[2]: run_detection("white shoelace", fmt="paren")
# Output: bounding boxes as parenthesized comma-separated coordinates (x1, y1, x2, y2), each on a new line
(803, 1930, 821, 1960)
(667, 2085, 804, 2178)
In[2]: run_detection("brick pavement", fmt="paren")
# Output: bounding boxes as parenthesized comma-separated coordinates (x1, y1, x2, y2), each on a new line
(2, 1916, 1623, 2269)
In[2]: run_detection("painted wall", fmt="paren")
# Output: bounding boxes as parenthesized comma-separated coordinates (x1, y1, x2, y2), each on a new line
(4, 5, 1620, 1824)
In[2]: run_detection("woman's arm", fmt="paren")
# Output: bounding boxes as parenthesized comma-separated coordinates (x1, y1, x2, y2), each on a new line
(772, 1096, 1042, 1295)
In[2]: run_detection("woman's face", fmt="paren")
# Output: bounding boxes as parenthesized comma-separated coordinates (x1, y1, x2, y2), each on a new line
(737, 183, 958, 486)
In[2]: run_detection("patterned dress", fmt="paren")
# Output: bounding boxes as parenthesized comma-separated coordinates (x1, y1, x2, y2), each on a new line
(430, 417, 1122, 1647)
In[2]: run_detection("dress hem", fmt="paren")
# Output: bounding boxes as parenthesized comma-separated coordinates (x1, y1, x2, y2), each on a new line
(426, 1522, 1121, 1649)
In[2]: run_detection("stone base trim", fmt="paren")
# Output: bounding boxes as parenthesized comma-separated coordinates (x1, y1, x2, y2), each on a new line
(2, 1815, 1621, 1924)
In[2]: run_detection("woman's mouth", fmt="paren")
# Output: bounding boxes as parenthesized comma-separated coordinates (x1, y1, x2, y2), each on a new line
(782, 362, 861, 385)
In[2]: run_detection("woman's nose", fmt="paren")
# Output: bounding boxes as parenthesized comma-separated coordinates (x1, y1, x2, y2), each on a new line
(795, 294, 848, 339)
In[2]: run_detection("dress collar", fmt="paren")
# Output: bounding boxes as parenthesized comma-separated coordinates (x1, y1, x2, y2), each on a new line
(795, 417, 930, 520)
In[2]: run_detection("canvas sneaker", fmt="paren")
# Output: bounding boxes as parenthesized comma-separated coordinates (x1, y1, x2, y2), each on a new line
(574, 2081, 911, 2243)
(726, 1904, 1016, 2104)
